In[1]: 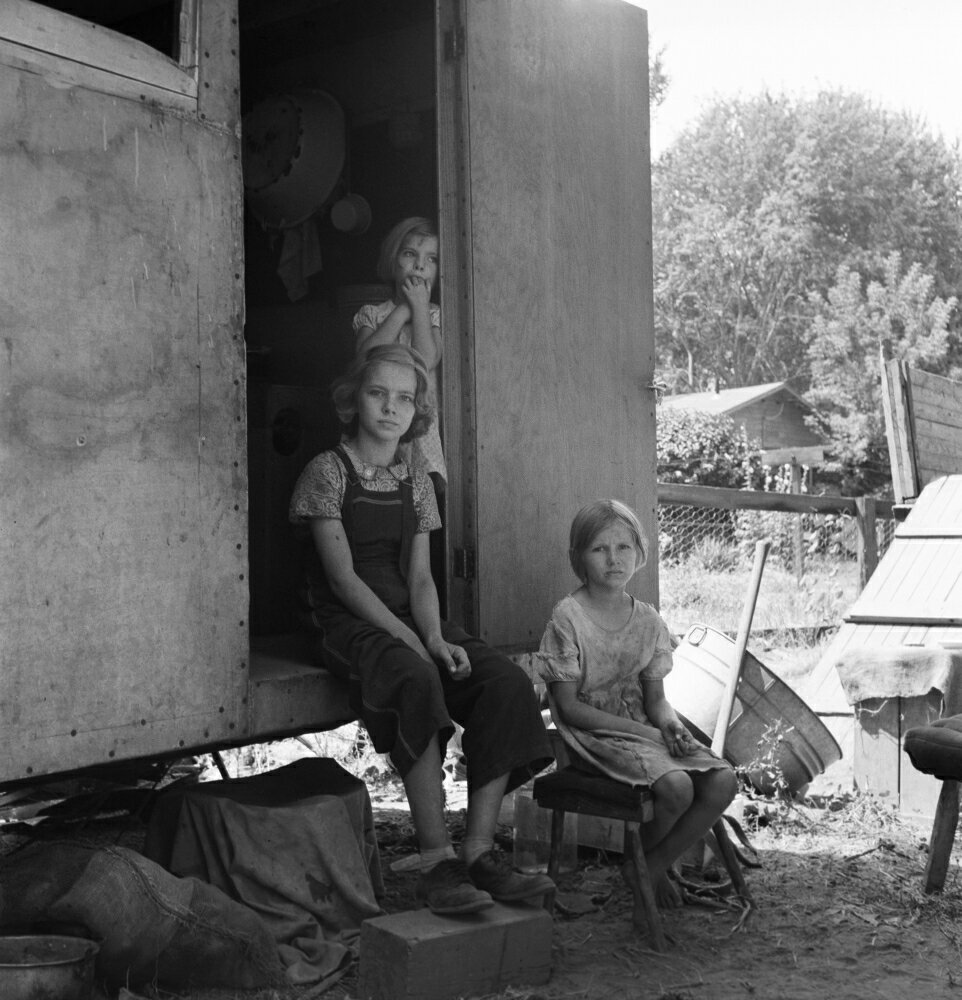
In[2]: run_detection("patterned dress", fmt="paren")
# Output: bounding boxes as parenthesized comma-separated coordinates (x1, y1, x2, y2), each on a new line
(538, 595, 730, 786)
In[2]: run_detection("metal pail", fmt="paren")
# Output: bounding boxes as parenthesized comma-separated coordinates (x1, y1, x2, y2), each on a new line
(0, 935, 99, 1000)
(664, 623, 842, 795)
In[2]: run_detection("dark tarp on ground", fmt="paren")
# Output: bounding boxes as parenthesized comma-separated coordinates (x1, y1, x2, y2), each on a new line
(144, 757, 384, 987)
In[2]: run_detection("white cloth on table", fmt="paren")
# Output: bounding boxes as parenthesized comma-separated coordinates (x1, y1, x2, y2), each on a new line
(834, 646, 962, 712)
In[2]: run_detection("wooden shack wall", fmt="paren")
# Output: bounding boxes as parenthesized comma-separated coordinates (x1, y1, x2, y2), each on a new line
(909, 368, 962, 487)
(737, 394, 823, 451)
(0, 0, 248, 781)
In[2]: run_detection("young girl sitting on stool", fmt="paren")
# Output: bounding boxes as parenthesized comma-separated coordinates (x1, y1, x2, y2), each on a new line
(289, 343, 553, 915)
(538, 499, 737, 908)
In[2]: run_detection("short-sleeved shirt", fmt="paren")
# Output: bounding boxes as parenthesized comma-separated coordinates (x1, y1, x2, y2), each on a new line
(289, 442, 440, 533)
(352, 300, 446, 484)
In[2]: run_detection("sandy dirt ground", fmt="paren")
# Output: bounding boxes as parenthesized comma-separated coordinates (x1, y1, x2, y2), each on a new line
(84, 778, 962, 1000)
(339, 793, 962, 1000)
(5, 747, 962, 1000)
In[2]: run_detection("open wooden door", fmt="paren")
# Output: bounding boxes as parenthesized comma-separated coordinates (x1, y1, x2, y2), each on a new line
(438, 0, 657, 647)
(0, 0, 248, 783)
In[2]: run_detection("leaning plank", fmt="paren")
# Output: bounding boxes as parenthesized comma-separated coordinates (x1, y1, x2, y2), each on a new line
(881, 358, 918, 503)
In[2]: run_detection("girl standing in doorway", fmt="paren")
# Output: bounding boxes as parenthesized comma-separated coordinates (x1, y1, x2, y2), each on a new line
(352, 217, 446, 491)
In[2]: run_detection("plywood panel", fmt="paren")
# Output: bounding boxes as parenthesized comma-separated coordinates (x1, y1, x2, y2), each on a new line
(0, 1, 246, 782)
(461, 0, 655, 646)
(896, 475, 962, 536)
(848, 537, 962, 624)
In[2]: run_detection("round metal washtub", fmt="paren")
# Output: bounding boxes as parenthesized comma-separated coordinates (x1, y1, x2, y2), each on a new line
(0, 935, 100, 1000)
(664, 623, 842, 795)
(242, 89, 345, 229)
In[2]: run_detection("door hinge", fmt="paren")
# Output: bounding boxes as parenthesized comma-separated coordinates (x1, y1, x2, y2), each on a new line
(453, 547, 476, 580)
(444, 26, 465, 61)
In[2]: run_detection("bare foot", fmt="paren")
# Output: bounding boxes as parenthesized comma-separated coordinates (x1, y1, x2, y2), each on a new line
(656, 873, 683, 909)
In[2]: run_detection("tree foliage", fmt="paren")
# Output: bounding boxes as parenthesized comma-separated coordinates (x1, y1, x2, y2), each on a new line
(805, 253, 957, 492)
(649, 40, 669, 111)
(652, 91, 962, 397)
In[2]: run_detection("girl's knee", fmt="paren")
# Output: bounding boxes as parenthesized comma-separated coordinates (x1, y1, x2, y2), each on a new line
(391, 652, 443, 698)
(702, 766, 738, 808)
(653, 771, 694, 816)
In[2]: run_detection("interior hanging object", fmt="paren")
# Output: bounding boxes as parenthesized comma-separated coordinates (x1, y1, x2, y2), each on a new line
(242, 90, 346, 230)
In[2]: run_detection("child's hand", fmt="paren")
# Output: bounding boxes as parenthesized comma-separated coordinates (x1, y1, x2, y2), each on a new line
(400, 274, 431, 311)
(427, 638, 472, 681)
(662, 720, 697, 758)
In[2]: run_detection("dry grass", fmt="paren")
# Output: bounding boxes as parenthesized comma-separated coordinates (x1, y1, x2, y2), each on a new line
(659, 556, 856, 638)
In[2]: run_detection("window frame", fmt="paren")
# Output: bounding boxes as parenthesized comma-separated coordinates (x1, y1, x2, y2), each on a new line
(0, 0, 198, 110)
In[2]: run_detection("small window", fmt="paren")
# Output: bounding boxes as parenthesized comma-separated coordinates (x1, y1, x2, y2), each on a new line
(36, 1, 183, 61)
(1, 0, 197, 107)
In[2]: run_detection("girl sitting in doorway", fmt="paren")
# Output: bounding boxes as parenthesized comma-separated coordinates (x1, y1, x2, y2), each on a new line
(289, 343, 553, 915)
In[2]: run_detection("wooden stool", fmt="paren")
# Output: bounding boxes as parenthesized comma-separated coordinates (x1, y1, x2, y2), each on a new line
(905, 716, 962, 892)
(533, 767, 665, 949)
(533, 766, 753, 951)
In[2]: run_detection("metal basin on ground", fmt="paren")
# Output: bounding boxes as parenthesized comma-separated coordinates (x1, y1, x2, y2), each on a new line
(664, 623, 842, 796)
(0, 935, 99, 1000)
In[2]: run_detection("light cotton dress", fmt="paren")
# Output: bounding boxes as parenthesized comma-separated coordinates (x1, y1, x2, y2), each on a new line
(537, 595, 730, 787)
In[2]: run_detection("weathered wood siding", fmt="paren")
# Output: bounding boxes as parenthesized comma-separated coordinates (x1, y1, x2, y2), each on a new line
(909, 368, 962, 488)
(0, 0, 247, 781)
(737, 393, 823, 451)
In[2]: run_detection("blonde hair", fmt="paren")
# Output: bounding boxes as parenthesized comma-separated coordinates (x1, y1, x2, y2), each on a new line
(376, 216, 438, 286)
(331, 344, 435, 442)
(568, 499, 648, 581)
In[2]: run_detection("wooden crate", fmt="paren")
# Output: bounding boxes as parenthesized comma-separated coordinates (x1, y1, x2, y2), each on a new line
(853, 693, 943, 822)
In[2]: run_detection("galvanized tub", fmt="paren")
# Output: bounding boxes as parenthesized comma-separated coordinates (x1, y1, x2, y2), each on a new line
(664, 623, 842, 795)
(0, 935, 99, 1000)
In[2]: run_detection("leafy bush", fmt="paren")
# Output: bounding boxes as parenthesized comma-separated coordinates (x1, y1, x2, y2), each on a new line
(657, 407, 765, 489)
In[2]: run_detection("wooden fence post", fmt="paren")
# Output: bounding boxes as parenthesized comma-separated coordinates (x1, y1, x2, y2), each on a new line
(855, 496, 878, 590)
(790, 461, 804, 582)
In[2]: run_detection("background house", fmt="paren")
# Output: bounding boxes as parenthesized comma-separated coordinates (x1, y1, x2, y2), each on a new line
(661, 381, 828, 467)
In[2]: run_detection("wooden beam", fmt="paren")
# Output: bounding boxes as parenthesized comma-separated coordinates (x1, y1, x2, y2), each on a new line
(657, 481, 895, 519)
(855, 496, 878, 590)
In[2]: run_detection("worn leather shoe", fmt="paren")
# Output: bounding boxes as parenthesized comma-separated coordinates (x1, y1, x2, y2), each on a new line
(468, 849, 555, 901)
(416, 858, 494, 915)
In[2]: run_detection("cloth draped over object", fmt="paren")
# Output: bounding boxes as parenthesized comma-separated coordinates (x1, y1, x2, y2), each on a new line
(0, 841, 284, 990)
(144, 758, 384, 988)
(834, 646, 962, 711)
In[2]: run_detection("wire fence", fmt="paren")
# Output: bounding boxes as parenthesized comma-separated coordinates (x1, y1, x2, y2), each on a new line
(656, 487, 897, 637)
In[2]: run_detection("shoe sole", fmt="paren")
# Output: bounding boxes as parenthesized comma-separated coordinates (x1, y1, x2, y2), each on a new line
(422, 897, 495, 915)
(487, 885, 553, 902)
